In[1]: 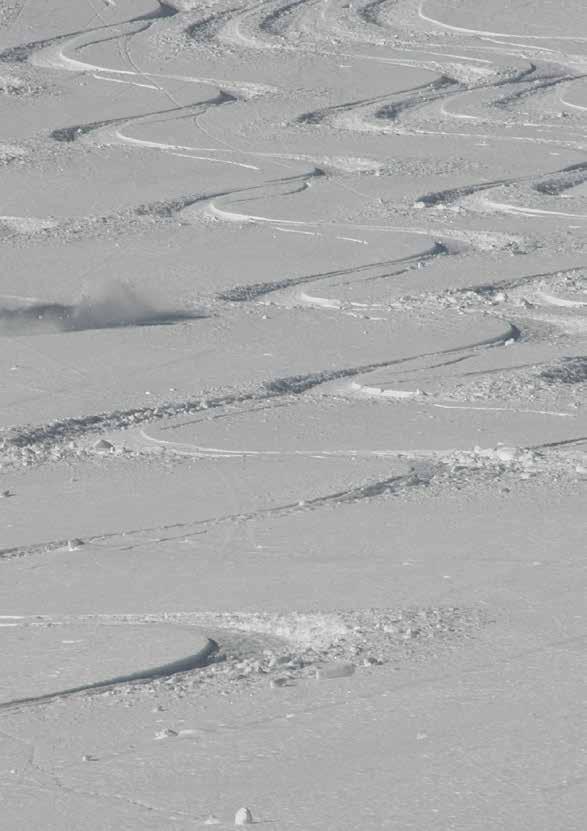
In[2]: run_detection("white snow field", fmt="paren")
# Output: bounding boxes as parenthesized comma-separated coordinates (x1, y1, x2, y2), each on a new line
(0, 0, 586, 827)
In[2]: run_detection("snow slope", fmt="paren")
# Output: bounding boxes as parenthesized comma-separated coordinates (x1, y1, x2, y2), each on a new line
(0, 0, 586, 828)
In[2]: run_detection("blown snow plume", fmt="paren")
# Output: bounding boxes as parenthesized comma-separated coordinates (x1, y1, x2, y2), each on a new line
(0, 281, 205, 336)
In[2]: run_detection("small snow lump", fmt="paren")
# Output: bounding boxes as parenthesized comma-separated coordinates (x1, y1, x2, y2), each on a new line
(234, 807, 254, 825)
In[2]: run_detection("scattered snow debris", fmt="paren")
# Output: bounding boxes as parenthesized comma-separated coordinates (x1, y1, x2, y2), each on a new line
(56, 606, 485, 700)
(0, 144, 28, 165)
(1, 1, 583, 826)
(471, 445, 538, 468)
(93, 438, 115, 452)
(234, 807, 254, 825)
(316, 663, 356, 680)
(494, 446, 518, 463)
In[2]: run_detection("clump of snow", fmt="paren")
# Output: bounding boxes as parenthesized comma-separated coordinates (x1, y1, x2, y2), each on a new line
(163, 0, 204, 10)
(472, 445, 538, 467)
(234, 807, 254, 825)
(154, 728, 178, 740)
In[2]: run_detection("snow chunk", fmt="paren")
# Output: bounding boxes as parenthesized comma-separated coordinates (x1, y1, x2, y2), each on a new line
(235, 807, 254, 825)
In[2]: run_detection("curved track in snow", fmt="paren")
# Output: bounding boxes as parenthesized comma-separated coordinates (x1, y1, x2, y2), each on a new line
(0, 3, 586, 825)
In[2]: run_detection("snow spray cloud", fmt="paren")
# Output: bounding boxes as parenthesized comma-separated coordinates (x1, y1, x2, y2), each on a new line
(0, 280, 206, 337)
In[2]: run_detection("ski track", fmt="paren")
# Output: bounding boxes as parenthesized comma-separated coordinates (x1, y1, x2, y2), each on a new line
(0, 10, 583, 441)
(0, 5, 586, 812)
(0, 0, 584, 534)
(0, 317, 522, 459)
(0, 605, 485, 715)
(0, 637, 219, 712)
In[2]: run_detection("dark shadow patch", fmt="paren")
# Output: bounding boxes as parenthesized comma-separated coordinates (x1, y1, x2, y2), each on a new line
(358, 0, 393, 25)
(539, 356, 587, 385)
(260, 0, 310, 34)
(295, 79, 440, 125)
(534, 161, 587, 196)
(185, 6, 242, 41)
(375, 75, 456, 123)
(415, 177, 513, 208)
(136, 2, 179, 22)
